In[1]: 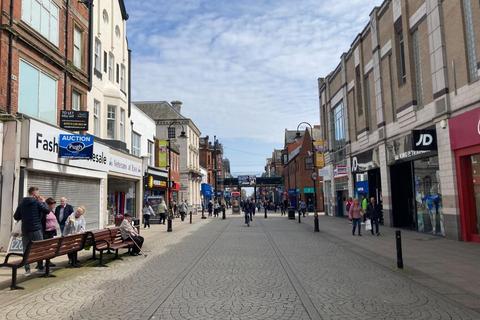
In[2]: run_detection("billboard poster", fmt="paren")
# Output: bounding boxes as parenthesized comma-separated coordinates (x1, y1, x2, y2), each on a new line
(60, 110, 89, 131)
(157, 140, 168, 168)
(238, 175, 256, 186)
(313, 140, 325, 168)
(58, 134, 94, 159)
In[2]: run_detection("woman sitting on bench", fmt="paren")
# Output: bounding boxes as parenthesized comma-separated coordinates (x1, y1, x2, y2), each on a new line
(63, 207, 86, 267)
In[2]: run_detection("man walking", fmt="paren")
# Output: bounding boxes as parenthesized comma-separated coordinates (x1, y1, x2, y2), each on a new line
(178, 200, 188, 222)
(157, 198, 168, 224)
(13, 186, 51, 273)
(366, 197, 381, 236)
(55, 197, 74, 235)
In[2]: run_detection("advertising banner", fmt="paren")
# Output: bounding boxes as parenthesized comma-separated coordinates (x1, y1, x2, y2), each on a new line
(157, 140, 168, 168)
(238, 175, 256, 186)
(313, 140, 325, 168)
(58, 134, 94, 159)
(60, 110, 89, 131)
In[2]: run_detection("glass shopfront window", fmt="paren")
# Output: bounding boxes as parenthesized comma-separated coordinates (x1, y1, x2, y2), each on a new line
(470, 154, 480, 235)
(413, 156, 444, 236)
(107, 178, 137, 225)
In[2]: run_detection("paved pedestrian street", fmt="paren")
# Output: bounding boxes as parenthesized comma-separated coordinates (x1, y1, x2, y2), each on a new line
(0, 215, 479, 320)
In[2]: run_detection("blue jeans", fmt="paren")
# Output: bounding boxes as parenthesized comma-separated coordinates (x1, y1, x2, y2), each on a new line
(352, 218, 362, 235)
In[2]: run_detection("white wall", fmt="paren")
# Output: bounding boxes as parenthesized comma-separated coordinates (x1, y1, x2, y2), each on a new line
(130, 104, 156, 162)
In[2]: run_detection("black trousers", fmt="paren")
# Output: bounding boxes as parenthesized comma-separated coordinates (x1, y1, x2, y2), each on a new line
(130, 235, 144, 254)
(143, 214, 151, 228)
(371, 217, 380, 234)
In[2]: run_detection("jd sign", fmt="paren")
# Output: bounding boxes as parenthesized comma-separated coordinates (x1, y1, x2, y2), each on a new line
(412, 129, 437, 151)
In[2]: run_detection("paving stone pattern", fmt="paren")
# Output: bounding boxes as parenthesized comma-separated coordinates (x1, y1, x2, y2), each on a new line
(0, 216, 479, 320)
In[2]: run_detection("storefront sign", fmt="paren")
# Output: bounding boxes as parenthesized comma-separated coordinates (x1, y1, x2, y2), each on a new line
(319, 166, 332, 180)
(387, 132, 436, 164)
(355, 181, 369, 194)
(351, 148, 379, 173)
(146, 174, 168, 189)
(304, 187, 314, 194)
(157, 140, 168, 168)
(58, 134, 94, 159)
(313, 140, 325, 168)
(60, 110, 89, 131)
(412, 129, 437, 151)
(109, 152, 143, 177)
(334, 165, 348, 177)
(450, 107, 480, 150)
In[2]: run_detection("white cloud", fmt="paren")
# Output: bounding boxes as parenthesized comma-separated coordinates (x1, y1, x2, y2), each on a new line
(125, 0, 382, 172)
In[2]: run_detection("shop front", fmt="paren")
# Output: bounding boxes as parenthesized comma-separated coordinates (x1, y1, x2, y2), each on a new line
(334, 164, 348, 217)
(319, 165, 332, 215)
(450, 107, 480, 242)
(351, 148, 382, 202)
(387, 129, 444, 236)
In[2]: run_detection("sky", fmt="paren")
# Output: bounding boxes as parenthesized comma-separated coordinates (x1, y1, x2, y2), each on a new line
(125, 0, 383, 176)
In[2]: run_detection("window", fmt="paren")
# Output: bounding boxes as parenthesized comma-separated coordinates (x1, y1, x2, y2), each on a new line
(73, 27, 82, 68)
(148, 140, 154, 166)
(115, 25, 121, 38)
(120, 64, 126, 91)
(116, 64, 119, 83)
(412, 29, 424, 107)
(19, 60, 57, 124)
(107, 105, 116, 139)
(94, 38, 102, 74)
(396, 28, 407, 85)
(355, 66, 363, 116)
(364, 74, 371, 125)
(21, 0, 59, 46)
(132, 132, 141, 156)
(333, 102, 345, 146)
(120, 109, 125, 142)
(102, 9, 109, 24)
(72, 90, 81, 111)
(463, 0, 478, 82)
(103, 51, 107, 73)
(94, 100, 100, 135)
(108, 52, 114, 81)
(168, 127, 176, 139)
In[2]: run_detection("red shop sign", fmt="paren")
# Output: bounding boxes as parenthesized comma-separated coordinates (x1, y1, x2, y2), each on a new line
(449, 107, 480, 150)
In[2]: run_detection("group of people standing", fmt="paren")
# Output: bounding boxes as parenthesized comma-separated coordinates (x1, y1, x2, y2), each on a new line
(207, 199, 226, 218)
(143, 198, 191, 228)
(346, 196, 382, 236)
(13, 187, 86, 272)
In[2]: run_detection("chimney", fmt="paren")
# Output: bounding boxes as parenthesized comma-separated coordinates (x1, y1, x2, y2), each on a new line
(171, 100, 183, 113)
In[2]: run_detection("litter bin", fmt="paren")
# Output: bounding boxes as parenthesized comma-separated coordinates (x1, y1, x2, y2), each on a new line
(288, 207, 296, 220)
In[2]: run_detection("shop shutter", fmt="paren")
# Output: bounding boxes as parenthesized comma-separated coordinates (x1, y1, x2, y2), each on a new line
(27, 172, 101, 230)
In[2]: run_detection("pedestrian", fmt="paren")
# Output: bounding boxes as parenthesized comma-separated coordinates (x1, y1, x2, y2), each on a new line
(348, 199, 364, 236)
(264, 201, 268, 215)
(243, 199, 251, 226)
(366, 197, 381, 236)
(120, 213, 144, 256)
(142, 201, 154, 229)
(248, 199, 255, 221)
(43, 198, 60, 267)
(13, 186, 50, 274)
(214, 200, 220, 217)
(221, 199, 226, 217)
(300, 200, 307, 217)
(361, 195, 368, 221)
(55, 197, 74, 235)
(63, 206, 86, 267)
(179, 200, 188, 221)
(157, 198, 167, 224)
(345, 197, 353, 214)
(208, 200, 213, 217)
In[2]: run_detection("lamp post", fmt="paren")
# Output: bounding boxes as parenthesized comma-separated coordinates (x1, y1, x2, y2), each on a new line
(295, 122, 319, 232)
(167, 121, 187, 232)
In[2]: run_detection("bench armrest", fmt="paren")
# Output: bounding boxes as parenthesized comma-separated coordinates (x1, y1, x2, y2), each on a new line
(3, 253, 24, 264)
(94, 239, 111, 249)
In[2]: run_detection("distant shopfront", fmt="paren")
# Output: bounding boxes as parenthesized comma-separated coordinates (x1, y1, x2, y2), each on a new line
(351, 148, 381, 202)
(450, 107, 480, 242)
(387, 129, 444, 236)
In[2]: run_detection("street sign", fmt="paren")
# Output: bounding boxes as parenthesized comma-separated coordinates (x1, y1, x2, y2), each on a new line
(311, 172, 318, 180)
(60, 110, 89, 131)
(58, 134, 94, 159)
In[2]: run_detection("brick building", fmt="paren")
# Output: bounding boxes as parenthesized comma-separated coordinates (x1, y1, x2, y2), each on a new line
(319, 0, 480, 242)
(199, 135, 224, 196)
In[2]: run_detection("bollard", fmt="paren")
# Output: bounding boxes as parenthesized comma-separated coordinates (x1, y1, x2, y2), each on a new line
(314, 214, 319, 232)
(167, 217, 173, 232)
(264, 210, 267, 219)
(298, 211, 301, 223)
(396, 230, 403, 269)
(222, 209, 226, 220)
(190, 212, 193, 224)
(201, 208, 206, 219)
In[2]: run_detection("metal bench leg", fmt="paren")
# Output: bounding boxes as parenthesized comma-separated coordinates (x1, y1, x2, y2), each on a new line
(89, 249, 97, 260)
(10, 267, 24, 290)
(42, 260, 56, 278)
(97, 250, 108, 267)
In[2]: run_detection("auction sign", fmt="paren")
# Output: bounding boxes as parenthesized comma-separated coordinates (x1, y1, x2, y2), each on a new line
(60, 110, 89, 131)
(58, 134, 94, 159)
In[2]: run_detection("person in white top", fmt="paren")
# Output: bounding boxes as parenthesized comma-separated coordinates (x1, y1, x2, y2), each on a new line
(63, 206, 86, 267)
(142, 201, 155, 229)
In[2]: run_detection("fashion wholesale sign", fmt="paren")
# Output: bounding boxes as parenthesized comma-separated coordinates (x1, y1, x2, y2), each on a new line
(58, 134, 94, 159)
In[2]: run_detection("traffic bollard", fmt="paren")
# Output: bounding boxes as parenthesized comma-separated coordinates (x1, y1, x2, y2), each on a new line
(396, 230, 403, 269)
(167, 217, 173, 232)
(190, 212, 192, 224)
(201, 208, 206, 219)
(314, 214, 319, 232)
(264, 210, 267, 219)
(298, 211, 301, 223)
(222, 209, 226, 220)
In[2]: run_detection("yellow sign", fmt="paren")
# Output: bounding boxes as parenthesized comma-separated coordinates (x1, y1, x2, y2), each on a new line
(313, 140, 325, 169)
(157, 140, 168, 168)
(148, 176, 154, 188)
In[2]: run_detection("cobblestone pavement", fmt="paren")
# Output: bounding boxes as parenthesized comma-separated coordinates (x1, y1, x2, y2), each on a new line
(0, 216, 479, 320)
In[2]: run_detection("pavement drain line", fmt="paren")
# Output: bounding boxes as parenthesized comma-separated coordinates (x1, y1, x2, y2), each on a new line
(259, 219, 323, 320)
(142, 219, 232, 319)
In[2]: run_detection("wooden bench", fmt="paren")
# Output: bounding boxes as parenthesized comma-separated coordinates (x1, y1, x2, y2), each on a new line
(90, 229, 113, 267)
(108, 227, 134, 258)
(57, 233, 88, 267)
(0, 238, 61, 290)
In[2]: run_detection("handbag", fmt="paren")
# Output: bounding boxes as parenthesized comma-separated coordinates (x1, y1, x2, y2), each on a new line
(365, 218, 372, 231)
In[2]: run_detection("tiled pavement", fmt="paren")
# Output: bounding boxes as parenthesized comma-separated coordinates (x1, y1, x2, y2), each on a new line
(0, 213, 479, 320)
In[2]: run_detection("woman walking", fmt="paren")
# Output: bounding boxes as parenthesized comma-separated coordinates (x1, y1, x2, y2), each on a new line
(348, 199, 363, 236)
(143, 201, 154, 228)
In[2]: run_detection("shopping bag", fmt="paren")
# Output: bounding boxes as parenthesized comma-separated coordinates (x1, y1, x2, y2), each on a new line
(11, 220, 22, 237)
(365, 219, 372, 231)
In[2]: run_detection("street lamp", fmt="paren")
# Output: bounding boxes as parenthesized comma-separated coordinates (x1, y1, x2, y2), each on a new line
(295, 122, 319, 232)
(167, 121, 187, 232)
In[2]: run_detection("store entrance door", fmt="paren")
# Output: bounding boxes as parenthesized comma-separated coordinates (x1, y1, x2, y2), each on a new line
(458, 152, 480, 242)
(390, 162, 415, 229)
(368, 168, 382, 202)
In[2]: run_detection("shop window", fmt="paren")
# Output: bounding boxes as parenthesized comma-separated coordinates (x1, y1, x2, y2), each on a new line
(21, 0, 59, 46)
(107, 105, 116, 139)
(332, 102, 345, 148)
(73, 27, 82, 68)
(132, 131, 141, 156)
(72, 90, 81, 111)
(469, 154, 480, 235)
(19, 60, 57, 124)
(463, 0, 478, 82)
(120, 109, 125, 142)
(93, 100, 100, 135)
(108, 178, 137, 225)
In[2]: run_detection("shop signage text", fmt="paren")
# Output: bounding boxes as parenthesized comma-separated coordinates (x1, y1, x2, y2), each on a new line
(60, 110, 89, 131)
(58, 134, 94, 159)
(449, 107, 480, 150)
(412, 129, 437, 151)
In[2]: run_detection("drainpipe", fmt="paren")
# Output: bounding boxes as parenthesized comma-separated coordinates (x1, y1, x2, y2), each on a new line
(6, 0, 14, 114)
(128, 48, 132, 117)
(63, 0, 70, 111)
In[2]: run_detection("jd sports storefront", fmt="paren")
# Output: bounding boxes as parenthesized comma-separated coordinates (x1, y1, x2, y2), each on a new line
(387, 129, 444, 236)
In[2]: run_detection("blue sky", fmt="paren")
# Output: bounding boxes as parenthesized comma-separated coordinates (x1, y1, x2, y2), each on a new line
(125, 0, 382, 176)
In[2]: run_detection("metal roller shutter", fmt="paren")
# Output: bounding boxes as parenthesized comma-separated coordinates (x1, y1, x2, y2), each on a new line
(27, 172, 101, 230)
